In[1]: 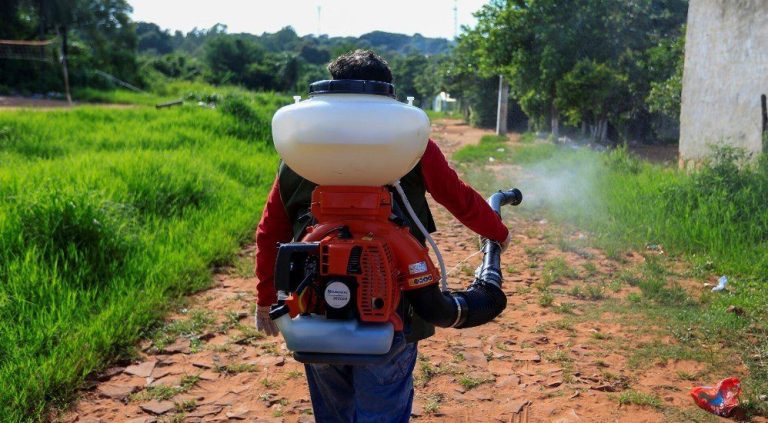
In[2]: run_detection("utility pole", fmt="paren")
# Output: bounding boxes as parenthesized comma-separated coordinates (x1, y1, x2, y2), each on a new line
(317, 5, 322, 36)
(453, 0, 459, 39)
(496, 75, 509, 136)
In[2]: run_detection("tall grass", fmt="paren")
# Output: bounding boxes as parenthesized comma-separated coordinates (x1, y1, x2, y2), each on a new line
(456, 137, 767, 285)
(455, 137, 768, 413)
(0, 91, 288, 420)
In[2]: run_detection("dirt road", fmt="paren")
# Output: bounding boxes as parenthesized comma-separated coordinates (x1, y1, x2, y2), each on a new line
(61, 120, 742, 423)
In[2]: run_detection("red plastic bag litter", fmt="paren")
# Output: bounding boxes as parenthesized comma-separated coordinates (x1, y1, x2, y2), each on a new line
(690, 377, 741, 416)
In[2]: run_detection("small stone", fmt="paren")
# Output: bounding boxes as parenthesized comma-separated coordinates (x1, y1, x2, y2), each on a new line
(505, 399, 531, 414)
(253, 355, 285, 367)
(488, 361, 515, 375)
(77, 417, 102, 423)
(236, 311, 249, 319)
(229, 384, 251, 395)
(515, 352, 541, 362)
(125, 418, 157, 423)
(591, 384, 618, 392)
(495, 375, 521, 388)
(552, 409, 583, 423)
(150, 367, 175, 380)
(451, 392, 467, 402)
(462, 338, 482, 348)
(139, 400, 176, 415)
(124, 361, 156, 378)
(198, 371, 219, 381)
(96, 367, 125, 381)
(466, 390, 493, 401)
(96, 383, 138, 400)
(198, 332, 216, 341)
(187, 405, 224, 418)
(727, 305, 745, 316)
(410, 404, 423, 417)
(161, 338, 191, 354)
(192, 360, 213, 369)
(546, 378, 563, 388)
(226, 408, 249, 419)
(463, 350, 488, 368)
(297, 416, 315, 423)
(148, 374, 183, 388)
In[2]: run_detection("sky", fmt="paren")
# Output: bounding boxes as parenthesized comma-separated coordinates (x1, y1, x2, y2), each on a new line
(128, 0, 491, 40)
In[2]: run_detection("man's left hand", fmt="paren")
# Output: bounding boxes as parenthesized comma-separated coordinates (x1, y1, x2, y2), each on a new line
(500, 232, 512, 252)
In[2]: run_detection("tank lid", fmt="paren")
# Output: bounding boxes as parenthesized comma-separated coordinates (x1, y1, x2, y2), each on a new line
(308, 79, 396, 98)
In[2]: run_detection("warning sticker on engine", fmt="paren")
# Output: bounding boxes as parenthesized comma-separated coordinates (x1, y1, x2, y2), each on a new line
(408, 261, 428, 275)
(324, 281, 351, 309)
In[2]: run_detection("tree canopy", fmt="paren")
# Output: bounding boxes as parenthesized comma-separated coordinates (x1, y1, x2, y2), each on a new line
(448, 0, 688, 142)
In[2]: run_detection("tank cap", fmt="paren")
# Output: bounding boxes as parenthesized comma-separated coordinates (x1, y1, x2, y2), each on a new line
(309, 79, 396, 98)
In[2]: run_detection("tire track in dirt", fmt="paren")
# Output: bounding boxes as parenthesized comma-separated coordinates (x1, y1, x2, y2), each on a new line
(61, 120, 742, 423)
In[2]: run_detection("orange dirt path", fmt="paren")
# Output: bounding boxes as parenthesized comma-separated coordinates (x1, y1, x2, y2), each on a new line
(60, 120, 746, 423)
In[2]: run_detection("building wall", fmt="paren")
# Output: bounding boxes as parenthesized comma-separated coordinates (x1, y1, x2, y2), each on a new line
(679, 0, 768, 166)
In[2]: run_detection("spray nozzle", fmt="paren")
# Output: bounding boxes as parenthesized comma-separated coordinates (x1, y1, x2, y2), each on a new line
(293, 96, 301, 104)
(407, 96, 415, 106)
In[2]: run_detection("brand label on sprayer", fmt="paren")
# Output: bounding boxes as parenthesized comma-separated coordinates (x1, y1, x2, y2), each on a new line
(324, 281, 351, 309)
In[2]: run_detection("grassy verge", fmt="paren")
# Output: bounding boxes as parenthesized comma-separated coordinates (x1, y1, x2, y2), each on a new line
(71, 80, 288, 107)
(454, 134, 768, 415)
(425, 110, 463, 120)
(0, 90, 288, 420)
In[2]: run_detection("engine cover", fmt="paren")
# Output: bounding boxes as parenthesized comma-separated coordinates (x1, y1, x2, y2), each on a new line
(273, 186, 440, 333)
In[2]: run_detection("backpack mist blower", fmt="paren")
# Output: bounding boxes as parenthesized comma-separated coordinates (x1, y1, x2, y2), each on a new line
(269, 80, 522, 364)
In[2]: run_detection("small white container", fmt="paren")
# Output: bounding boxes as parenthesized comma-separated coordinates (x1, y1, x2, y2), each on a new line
(272, 89, 430, 186)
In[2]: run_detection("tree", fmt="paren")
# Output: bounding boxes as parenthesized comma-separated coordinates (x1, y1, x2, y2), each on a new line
(647, 32, 685, 119)
(136, 22, 173, 54)
(460, 0, 688, 142)
(556, 60, 629, 143)
(390, 53, 429, 104)
(205, 35, 264, 85)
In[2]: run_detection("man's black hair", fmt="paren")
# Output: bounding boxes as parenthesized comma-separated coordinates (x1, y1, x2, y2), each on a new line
(327, 49, 393, 83)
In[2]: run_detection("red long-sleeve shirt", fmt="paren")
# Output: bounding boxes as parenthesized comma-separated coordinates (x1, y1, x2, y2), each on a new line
(254, 139, 509, 306)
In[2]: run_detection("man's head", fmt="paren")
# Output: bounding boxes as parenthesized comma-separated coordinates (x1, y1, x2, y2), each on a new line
(327, 50, 393, 83)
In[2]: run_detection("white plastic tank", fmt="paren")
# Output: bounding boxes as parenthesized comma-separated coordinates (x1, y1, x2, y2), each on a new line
(272, 80, 431, 186)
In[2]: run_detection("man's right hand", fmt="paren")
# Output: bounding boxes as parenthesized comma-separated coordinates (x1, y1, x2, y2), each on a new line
(255, 305, 279, 336)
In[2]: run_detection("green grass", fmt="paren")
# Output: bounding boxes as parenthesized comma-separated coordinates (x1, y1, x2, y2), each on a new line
(425, 110, 463, 120)
(0, 89, 288, 420)
(453, 134, 559, 164)
(457, 374, 493, 390)
(617, 390, 663, 409)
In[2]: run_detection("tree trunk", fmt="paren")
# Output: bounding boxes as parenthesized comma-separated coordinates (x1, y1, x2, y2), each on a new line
(59, 25, 72, 105)
(598, 119, 608, 144)
(581, 120, 587, 137)
(550, 103, 559, 139)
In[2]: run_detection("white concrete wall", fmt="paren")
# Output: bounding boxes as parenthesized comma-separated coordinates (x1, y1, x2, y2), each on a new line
(680, 0, 768, 165)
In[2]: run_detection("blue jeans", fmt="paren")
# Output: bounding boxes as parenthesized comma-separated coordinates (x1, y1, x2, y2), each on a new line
(304, 334, 418, 423)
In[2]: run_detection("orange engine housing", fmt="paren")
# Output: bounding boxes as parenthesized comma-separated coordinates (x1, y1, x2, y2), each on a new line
(283, 186, 440, 331)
